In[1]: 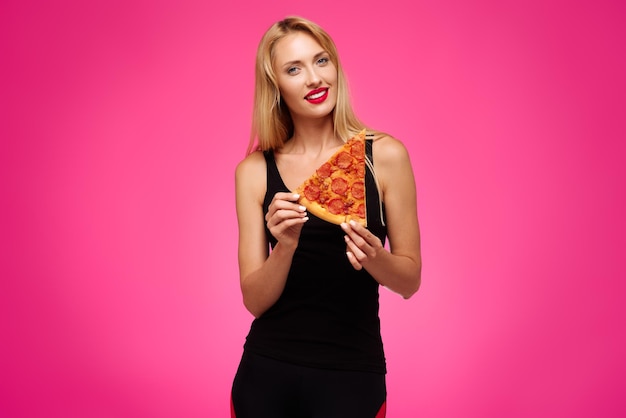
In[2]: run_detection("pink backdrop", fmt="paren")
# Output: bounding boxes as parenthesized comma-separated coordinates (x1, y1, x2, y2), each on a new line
(2, 0, 625, 417)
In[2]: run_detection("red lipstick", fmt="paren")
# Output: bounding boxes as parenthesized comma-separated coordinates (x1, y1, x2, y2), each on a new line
(305, 87, 329, 104)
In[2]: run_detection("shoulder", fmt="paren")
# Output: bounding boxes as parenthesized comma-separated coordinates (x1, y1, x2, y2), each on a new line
(369, 133, 416, 196)
(370, 133, 411, 166)
(235, 151, 267, 204)
(236, 150, 267, 180)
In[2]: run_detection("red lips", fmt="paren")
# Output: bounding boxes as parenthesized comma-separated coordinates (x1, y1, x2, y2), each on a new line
(305, 87, 329, 104)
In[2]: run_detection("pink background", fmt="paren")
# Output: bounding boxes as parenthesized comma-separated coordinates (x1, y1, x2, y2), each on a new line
(2, 0, 625, 417)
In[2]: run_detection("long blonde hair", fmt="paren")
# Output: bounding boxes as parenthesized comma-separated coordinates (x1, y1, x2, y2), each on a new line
(247, 16, 365, 154)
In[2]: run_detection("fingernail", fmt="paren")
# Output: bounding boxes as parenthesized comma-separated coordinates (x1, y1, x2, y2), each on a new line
(299, 205, 306, 211)
(293, 194, 300, 199)
(349, 220, 357, 226)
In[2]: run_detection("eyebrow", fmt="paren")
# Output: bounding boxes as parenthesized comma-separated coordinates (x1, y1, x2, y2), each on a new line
(280, 51, 329, 68)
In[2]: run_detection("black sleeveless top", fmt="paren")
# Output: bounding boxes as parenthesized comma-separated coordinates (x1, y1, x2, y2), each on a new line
(243, 137, 388, 374)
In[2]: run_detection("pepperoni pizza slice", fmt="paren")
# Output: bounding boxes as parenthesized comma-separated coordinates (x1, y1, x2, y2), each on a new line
(295, 129, 367, 226)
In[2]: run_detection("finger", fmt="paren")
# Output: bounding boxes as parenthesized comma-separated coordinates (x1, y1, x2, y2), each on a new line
(344, 234, 367, 262)
(341, 224, 370, 253)
(347, 220, 380, 246)
(269, 217, 308, 237)
(270, 198, 307, 215)
(267, 192, 301, 214)
(342, 222, 382, 255)
(282, 207, 308, 220)
(274, 216, 309, 230)
(272, 192, 301, 203)
(345, 251, 363, 270)
(267, 198, 307, 224)
(267, 208, 308, 228)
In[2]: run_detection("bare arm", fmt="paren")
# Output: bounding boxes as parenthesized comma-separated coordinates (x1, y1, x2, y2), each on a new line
(341, 136, 422, 298)
(236, 152, 309, 317)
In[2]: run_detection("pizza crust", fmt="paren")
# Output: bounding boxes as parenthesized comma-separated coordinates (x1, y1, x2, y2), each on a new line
(298, 195, 367, 226)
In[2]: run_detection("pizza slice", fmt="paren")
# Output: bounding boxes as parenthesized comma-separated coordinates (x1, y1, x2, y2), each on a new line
(295, 129, 367, 226)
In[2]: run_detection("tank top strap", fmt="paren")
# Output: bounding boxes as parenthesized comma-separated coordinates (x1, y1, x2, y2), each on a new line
(365, 132, 374, 160)
(364, 132, 387, 231)
(263, 150, 286, 192)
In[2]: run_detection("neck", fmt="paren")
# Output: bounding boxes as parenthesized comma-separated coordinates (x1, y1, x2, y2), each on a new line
(287, 116, 340, 154)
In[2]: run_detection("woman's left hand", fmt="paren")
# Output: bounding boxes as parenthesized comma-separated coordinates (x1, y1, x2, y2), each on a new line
(341, 220, 384, 270)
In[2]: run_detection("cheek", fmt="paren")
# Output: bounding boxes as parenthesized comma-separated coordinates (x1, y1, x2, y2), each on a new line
(278, 81, 302, 103)
(324, 64, 338, 80)
(279, 91, 295, 105)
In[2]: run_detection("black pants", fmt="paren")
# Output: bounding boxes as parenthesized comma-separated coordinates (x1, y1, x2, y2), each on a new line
(231, 351, 386, 418)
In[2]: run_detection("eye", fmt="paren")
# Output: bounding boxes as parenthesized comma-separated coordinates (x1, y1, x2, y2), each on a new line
(287, 66, 300, 75)
(317, 57, 329, 65)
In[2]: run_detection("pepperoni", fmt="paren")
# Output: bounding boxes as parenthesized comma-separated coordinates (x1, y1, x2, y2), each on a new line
(335, 151, 353, 169)
(350, 141, 365, 161)
(327, 198, 345, 215)
(355, 164, 365, 178)
(316, 162, 332, 178)
(331, 177, 349, 195)
(355, 204, 365, 219)
(304, 184, 320, 201)
(351, 181, 365, 200)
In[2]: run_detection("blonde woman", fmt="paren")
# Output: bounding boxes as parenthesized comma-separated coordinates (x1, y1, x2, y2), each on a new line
(231, 16, 421, 418)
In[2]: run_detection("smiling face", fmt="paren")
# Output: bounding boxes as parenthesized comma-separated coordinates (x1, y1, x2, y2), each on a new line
(272, 32, 338, 122)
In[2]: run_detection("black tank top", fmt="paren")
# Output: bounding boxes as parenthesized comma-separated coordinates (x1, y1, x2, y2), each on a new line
(244, 136, 388, 374)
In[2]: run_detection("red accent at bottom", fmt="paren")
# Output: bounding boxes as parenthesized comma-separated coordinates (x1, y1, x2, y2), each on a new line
(230, 394, 236, 418)
(376, 400, 387, 418)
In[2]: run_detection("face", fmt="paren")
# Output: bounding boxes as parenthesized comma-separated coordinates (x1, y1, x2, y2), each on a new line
(272, 32, 338, 121)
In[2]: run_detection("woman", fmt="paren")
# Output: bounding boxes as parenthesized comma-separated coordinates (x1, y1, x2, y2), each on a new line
(231, 16, 421, 418)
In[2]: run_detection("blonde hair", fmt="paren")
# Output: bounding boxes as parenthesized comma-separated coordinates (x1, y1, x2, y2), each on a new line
(247, 16, 365, 154)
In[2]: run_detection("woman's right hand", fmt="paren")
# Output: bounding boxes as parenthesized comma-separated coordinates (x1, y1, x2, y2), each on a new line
(265, 192, 308, 248)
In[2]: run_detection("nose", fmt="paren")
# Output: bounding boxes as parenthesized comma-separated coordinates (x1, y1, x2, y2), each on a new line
(305, 67, 322, 87)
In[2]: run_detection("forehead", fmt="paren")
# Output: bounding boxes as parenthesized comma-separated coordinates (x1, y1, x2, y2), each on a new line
(272, 32, 325, 65)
